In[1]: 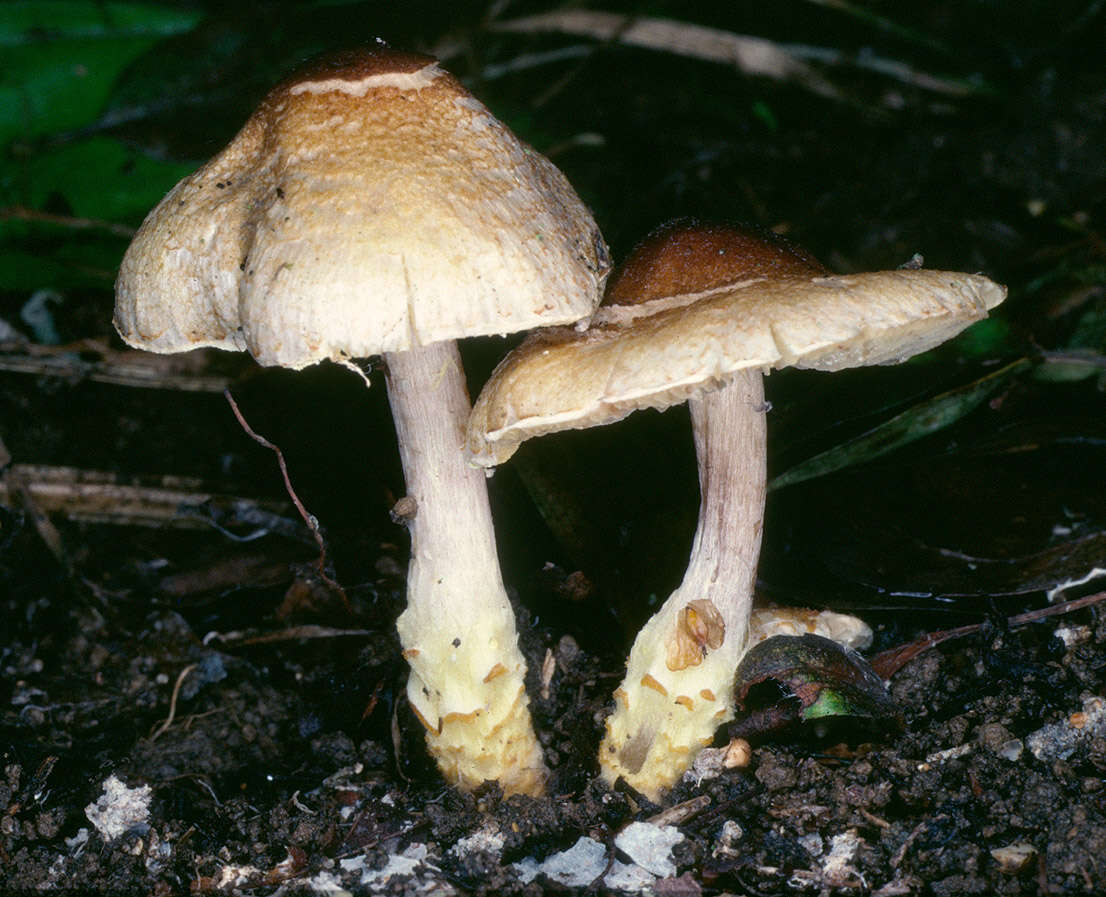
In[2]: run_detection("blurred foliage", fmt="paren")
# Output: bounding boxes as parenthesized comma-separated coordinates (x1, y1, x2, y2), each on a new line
(4, 0, 1103, 295)
(1, 2, 202, 144)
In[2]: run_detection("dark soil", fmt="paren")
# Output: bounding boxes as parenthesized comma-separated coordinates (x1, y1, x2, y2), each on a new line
(2, 503, 1105, 895)
(4, 2, 1106, 895)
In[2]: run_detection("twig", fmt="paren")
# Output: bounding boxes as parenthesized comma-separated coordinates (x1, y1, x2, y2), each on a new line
(783, 43, 986, 96)
(208, 625, 374, 647)
(0, 437, 69, 567)
(493, 11, 843, 100)
(0, 463, 291, 530)
(891, 818, 932, 868)
(801, 0, 952, 53)
(224, 390, 349, 605)
(493, 10, 987, 102)
(0, 340, 235, 391)
(149, 664, 197, 741)
(870, 589, 1106, 678)
(645, 794, 711, 827)
(479, 45, 592, 81)
(1039, 348, 1106, 369)
(0, 205, 136, 239)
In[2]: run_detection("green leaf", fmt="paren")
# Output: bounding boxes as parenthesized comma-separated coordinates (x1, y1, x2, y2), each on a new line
(0, 221, 125, 289)
(0, 135, 196, 291)
(19, 136, 197, 222)
(734, 633, 900, 725)
(0, 1, 201, 43)
(1, 2, 203, 144)
(1034, 297, 1106, 383)
(939, 316, 1017, 359)
(769, 358, 1032, 491)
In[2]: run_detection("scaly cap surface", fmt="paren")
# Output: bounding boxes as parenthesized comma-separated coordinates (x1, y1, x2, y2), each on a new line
(115, 44, 609, 369)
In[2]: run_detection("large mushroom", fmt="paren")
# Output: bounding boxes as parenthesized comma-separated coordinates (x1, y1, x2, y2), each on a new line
(466, 219, 1005, 798)
(114, 44, 610, 796)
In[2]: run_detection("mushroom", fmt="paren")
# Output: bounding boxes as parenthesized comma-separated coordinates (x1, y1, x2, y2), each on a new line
(465, 219, 1005, 798)
(114, 44, 611, 796)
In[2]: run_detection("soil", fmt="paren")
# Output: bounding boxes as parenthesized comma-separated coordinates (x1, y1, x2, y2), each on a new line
(3, 3, 1106, 895)
(2, 505, 1105, 896)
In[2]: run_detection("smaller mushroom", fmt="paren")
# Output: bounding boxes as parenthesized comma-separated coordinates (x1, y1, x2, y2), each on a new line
(466, 219, 1005, 798)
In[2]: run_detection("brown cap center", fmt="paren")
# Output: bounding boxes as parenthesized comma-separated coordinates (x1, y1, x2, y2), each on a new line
(604, 219, 829, 307)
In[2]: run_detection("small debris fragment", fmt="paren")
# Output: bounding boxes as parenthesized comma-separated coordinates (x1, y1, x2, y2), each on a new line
(514, 837, 606, 888)
(1026, 695, 1106, 761)
(990, 842, 1037, 874)
(653, 871, 703, 896)
(514, 825, 685, 893)
(207, 863, 265, 891)
(918, 742, 973, 770)
(724, 737, 752, 768)
(448, 826, 505, 860)
(340, 843, 440, 892)
(713, 819, 744, 858)
(615, 821, 685, 877)
(682, 736, 752, 789)
(605, 861, 657, 893)
(84, 775, 151, 842)
(821, 830, 863, 882)
(1054, 624, 1093, 647)
(540, 648, 556, 700)
(686, 745, 729, 787)
(977, 722, 1022, 761)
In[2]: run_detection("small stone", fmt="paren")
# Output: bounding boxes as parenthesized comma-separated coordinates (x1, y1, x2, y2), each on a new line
(990, 842, 1037, 874)
(977, 722, 1014, 753)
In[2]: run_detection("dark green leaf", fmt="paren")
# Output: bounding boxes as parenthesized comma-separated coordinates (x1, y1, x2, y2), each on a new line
(734, 633, 900, 725)
(1, 2, 203, 144)
(0, 220, 125, 289)
(768, 358, 1032, 491)
(19, 136, 196, 221)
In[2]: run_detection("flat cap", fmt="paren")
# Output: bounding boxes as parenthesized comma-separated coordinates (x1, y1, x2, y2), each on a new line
(467, 265, 1006, 466)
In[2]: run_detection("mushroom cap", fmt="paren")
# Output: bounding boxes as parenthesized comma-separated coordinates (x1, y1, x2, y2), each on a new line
(466, 222, 1006, 466)
(114, 44, 610, 369)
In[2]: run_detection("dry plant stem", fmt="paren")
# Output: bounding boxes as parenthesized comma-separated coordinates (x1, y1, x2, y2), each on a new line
(0, 204, 137, 238)
(600, 371, 766, 798)
(224, 389, 346, 604)
(0, 437, 68, 565)
(385, 341, 546, 796)
(0, 463, 288, 528)
(149, 664, 197, 741)
(870, 588, 1106, 679)
(492, 11, 839, 99)
(0, 341, 233, 392)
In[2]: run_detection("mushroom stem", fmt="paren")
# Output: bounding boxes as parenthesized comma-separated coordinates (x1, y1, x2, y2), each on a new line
(384, 341, 547, 796)
(599, 370, 766, 798)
